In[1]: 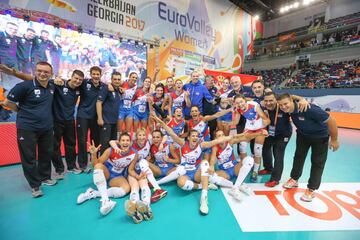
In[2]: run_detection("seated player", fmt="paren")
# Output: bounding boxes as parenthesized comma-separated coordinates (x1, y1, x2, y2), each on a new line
(152, 114, 255, 215)
(76, 133, 136, 216)
(110, 128, 168, 204)
(210, 129, 267, 201)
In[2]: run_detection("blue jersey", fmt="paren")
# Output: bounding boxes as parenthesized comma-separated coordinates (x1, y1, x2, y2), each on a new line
(166, 117, 185, 143)
(133, 88, 149, 115)
(216, 143, 236, 170)
(217, 106, 232, 122)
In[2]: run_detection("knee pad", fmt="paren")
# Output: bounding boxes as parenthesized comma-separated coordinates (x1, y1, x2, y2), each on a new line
(200, 161, 210, 177)
(242, 156, 254, 168)
(254, 143, 263, 157)
(93, 169, 106, 185)
(181, 180, 194, 191)
(138, 159, 150, 173)
(108, 187, 126, 198)
(176, 165, 187, 176)
(239, 142, 248, 153)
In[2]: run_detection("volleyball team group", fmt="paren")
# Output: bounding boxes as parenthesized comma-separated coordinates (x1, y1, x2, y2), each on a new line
(0, 61, 339, 223)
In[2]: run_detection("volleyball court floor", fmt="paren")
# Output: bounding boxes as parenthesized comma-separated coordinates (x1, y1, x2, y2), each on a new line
(0, 128, 359, 240)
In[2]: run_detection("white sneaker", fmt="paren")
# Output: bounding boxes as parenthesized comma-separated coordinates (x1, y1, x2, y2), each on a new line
(100, 199, 116, 216)
(239, 183, 253, 196)
(228, 187, 243, 201)
(208, 183, 219, 191)
(199, 196, 209, 215)
(77, 188, 97, 204)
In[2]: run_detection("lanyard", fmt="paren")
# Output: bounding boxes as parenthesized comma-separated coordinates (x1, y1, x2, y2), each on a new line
(274, 104, 279, 126)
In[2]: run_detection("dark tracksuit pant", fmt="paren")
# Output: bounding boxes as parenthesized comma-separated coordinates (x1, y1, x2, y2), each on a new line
(290, 133, 329, 190)
(76, 117, 99, 169)
(262, 135, 290, 182)
(17, 129, 53, 188)
(52, 120, 77, 173)
(99, 123, 117, 154)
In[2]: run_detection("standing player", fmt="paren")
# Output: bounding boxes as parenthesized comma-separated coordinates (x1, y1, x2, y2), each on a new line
(118, 72, 137, 133)
(168, 79, 191, 115)
(232, 94, 270, 182)
(132, 77, 151, 130)
(216, 98, 233, 136)
(218, 78, 232, 98)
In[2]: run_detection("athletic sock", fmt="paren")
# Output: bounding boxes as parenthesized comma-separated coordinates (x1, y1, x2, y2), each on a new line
(234, 165, 253, 188)
(201, 189, 208, 200)
(93, 169, 109, 201)
(157, 170, 180, 185)
(253, 163, 260, 172)
(147, 172, 161, 190)
(141, 186, 151, 205)
(129, 190, 140, 202)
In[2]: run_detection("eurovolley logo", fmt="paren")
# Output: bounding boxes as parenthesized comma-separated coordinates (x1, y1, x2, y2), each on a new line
(222, 183, 360, 232)
(157, 1, 215, 39)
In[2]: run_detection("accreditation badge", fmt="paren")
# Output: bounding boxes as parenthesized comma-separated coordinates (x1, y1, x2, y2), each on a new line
(268, 125, 276, 137)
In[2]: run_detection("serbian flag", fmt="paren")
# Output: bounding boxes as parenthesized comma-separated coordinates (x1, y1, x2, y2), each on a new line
(204, 69, 261, 86)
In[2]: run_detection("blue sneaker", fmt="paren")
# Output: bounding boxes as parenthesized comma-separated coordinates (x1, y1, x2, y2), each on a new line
(250, 171, 258, 183)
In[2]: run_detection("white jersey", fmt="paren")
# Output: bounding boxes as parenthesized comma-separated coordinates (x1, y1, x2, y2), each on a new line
(152, 144, 172, 168)
(132, 141, 151, 160)
(107, 149, 136, 174)
(180, 142, 202, 170)
(238, 101, 265, 131)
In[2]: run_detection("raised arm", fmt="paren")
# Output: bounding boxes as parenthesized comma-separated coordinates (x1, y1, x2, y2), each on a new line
(203, 108, 232, 122)
(153, 68, 160, 83)
(151, 114, 185, 146)
(229, 131, 267, 145)
(200, 135, 232, 149)
(184, 89, 191, 108)
(0, 64, 32, 81)
(89, 140, 109, 165)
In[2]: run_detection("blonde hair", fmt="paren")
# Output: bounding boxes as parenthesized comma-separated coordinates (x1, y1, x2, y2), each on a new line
(136, 127, 147, 135)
